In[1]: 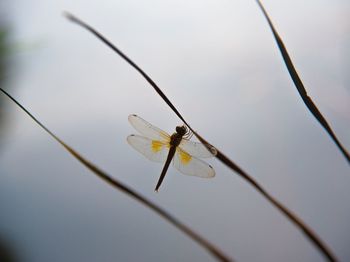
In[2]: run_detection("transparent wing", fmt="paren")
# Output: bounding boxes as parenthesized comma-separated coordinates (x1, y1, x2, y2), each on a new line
(128, 114, 170, 142)
(127, 134, 169, 163)
(173, 148, 215, 178)
(179, 139, 217, 158)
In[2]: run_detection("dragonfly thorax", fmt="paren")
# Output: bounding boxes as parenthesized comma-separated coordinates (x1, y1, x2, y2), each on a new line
(170, 125, 187, 147)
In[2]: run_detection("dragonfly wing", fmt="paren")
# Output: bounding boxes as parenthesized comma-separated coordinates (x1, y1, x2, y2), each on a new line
(127, 134, 169, 163)
(179, 139, 217, 158)
(128, 114, 170, 142)
(173, 148, 215, 178)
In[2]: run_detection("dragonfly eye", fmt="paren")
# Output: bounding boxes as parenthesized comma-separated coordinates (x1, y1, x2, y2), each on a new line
(176, 126, 187, 136)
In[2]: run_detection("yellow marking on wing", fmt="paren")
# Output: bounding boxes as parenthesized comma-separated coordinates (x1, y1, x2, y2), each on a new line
(151, 140, 164, 152)
(179, 149, 192, 165)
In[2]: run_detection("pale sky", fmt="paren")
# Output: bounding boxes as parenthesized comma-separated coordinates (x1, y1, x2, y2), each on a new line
(0, 1, 349, 261)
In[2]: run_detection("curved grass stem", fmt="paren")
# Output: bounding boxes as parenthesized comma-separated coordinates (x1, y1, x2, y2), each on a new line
(255, 0, 350, 164)
(63, 12, 339, 261)
(0, 87, 233, 262)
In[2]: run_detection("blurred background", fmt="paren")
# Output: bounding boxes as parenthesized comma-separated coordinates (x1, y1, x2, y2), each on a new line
(0, 0, 349, 261)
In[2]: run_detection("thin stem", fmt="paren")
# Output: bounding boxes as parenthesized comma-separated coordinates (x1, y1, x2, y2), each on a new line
(63, 12, 339, 261)
(255, 0, 350, 164)
(0, 87, 233, 262)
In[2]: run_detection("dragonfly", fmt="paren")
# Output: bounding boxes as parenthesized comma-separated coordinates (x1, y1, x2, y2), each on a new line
(127, 114, 216, 191)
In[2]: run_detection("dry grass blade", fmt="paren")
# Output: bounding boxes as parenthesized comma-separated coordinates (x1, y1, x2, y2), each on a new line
(0, 87, 233, 262)
(63, 12, 339, 261)
(255, 0, 350, 164)
(191, 133, 338, 262)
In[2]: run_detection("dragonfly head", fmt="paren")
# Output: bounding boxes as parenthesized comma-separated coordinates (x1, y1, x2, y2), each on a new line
(176, 125, 187, 136)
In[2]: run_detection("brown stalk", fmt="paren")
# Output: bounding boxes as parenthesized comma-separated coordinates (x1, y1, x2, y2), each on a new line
(63, 12, 339, 261)
(0, 87, 233, 262)
(255, 0, 350, 164)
